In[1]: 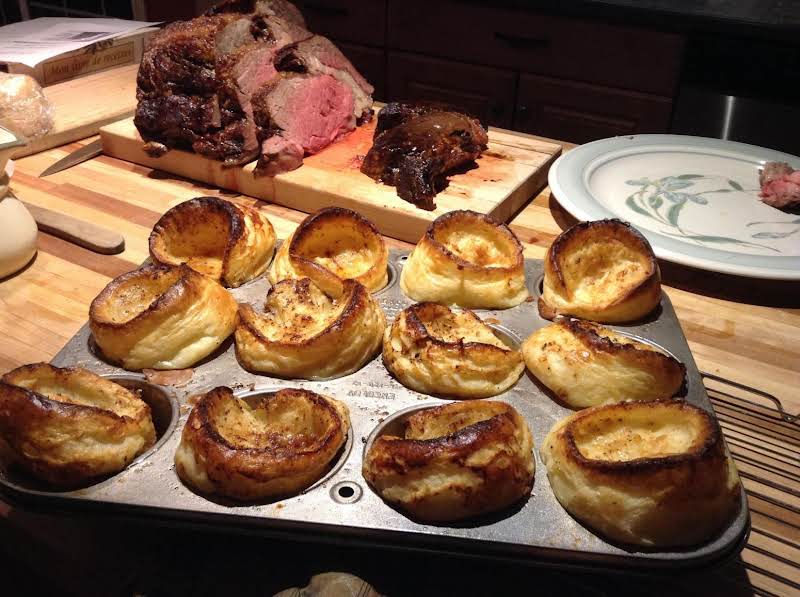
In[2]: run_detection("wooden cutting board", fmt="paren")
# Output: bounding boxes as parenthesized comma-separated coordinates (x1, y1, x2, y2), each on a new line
(100, 116, 562, 242)
(12, 64, 138, 159)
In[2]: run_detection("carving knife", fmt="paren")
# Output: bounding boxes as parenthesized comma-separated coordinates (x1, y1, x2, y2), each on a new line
(39, 138, 103, 177)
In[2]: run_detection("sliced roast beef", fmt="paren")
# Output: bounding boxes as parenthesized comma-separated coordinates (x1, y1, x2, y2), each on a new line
(252, 73, 355, 176)
(361, 102, 489, 210)
(194, 17, 311, 164)
(275, 35, 374, 123)
(135, 0, 373, 169)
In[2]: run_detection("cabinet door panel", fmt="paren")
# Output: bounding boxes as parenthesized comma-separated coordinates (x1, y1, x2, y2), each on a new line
(514, 74, 673, 144)
(388, 0, 684, 96)
(387, 52, 516, 128)
(336, 41, 386, 101)
(299, 0, 386, 47)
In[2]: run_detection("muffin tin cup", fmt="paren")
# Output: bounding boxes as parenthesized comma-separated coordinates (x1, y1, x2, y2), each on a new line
(0, 373, 179, 496)
(0, 250, 749, 571)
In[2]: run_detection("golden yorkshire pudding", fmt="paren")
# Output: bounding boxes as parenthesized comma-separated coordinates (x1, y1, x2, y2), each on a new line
(175, 386, 349, 500)
(541, 400, 741, 547)
(269, 207, 388, 293)
(90, 264, 237, 370)
(540, 220, 661, 323)
(522, 319, 685, 409)
(383, 303, 524, 399)
(235, 276, 385, 379)
(149, 197, 276, 288)
(0, 364, 155, 485)
(400, 210, 528, 309)
(363, 400, 534, 522)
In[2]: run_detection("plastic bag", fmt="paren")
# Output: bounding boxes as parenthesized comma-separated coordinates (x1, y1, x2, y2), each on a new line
(0, 73, 54, 141)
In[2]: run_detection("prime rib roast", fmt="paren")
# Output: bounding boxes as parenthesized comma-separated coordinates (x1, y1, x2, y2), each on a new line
(360, 101, 489, 210)
(134, 0, 374, 173)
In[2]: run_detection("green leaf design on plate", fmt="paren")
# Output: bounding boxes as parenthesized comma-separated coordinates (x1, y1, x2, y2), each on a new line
(752, 229, 799, 239)
(626, 195, 652, 217)
(663, 232, 780, 252)
(676, 174, 704, 179)
(747, 218, 800, 226)
(728, 179, 743, 191)
(707, 188, 732, 193)
(666, 201, 685, 226)
(648, 195, 664, 209)
(625, 179, 649, 186)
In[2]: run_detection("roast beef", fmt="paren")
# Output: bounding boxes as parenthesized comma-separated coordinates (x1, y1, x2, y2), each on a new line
(193, 16, 310, 164)
(759, 161, 800, 209)
(134, 0, 373, 171)
(135, 0, 311, 159)
(274, 35, 374, 124)
(251, 73, 355, 176)
(374, 100, 481, 136)
(361, 102, 488, 210)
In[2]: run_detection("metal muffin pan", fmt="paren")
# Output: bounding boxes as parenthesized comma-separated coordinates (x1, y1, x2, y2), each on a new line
(0, 250, 749, 570)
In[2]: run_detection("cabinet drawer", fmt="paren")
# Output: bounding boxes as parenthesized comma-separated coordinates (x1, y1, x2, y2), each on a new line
(299, 0, 386, 47)
(388, 1, 684, 96)
(387, 52, 517, 128)
(335, 41, 386, 101)
(514, 74, 673, 144)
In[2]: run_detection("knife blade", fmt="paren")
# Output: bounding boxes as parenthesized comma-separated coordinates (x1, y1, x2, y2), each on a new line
(39, 138, 103, 177)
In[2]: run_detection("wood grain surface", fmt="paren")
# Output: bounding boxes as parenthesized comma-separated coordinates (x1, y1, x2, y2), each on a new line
(100, 115, 562, 243)
(11, 65, 138, 159)
(1, 130, 799, 594)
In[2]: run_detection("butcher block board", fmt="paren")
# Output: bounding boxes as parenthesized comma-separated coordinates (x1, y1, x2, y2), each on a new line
(99, 116, 562, 242)
(12, 64, 138, 159)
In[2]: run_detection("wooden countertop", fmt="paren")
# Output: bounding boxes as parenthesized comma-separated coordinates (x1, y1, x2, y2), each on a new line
(2, 131, 799, 594)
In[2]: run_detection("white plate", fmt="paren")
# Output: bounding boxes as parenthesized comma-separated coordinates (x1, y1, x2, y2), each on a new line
(548, 134, 800, 280)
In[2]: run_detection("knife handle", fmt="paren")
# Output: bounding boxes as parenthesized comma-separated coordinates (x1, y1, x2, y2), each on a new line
(22, 201, 125, 255)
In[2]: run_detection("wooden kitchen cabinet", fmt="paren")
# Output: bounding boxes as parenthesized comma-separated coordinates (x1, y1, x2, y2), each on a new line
(386, 52, 517, 128)
(336, 42, 386, 100)
(514, 74, 674, 143)
(387, 0, 684, 97)
(298, 0, 386, 47)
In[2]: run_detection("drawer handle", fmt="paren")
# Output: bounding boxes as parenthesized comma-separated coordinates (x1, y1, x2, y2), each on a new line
(303, 1, 349, 17)
(494, 32, 550, 50)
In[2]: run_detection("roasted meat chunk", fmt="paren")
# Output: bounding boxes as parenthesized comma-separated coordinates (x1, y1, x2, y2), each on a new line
(361, 102, 488, 210)
(759, 161, 800, 209)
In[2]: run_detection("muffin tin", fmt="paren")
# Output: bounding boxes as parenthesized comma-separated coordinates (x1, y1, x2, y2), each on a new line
(0, 250, 749, 570)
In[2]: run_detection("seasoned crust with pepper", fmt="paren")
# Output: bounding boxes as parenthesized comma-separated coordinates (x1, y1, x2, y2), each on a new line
(90, 263, 237, 371)
(541, 400, 741, 546)
(363, 400, 534, 522)
(175, 386, 349, 500)
(523, 318, 685, 409)
(383, 302, 524, 399)
(235, 276, 385, 379)
(540, 219, 661, 323)
(400, 210, 528, 309)
(0, 364, 155, 486)
(149, 197, 276, 288)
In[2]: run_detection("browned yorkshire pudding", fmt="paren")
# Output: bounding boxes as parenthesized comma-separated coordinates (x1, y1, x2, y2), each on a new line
(522, 319, 685, 409)
(149, 197, 276, 288)
(541, 400, 741, 546)
(90, 263, 237, 370)
(269, 207, 388, 292)
(236, 276, 385, 379)
(175, 387, 350, 500)
(363, 400, 534, 522)
(0, 364, 155, 485)
(540, 220, 661, 323)
(383, 303, 524, 399)
(400, 210, 528, 309)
